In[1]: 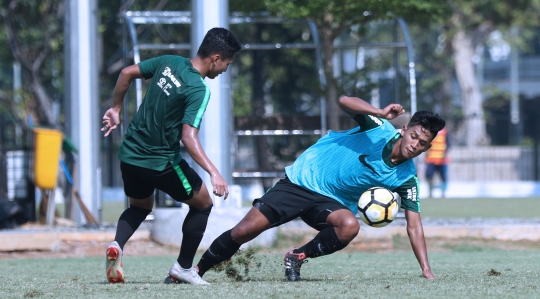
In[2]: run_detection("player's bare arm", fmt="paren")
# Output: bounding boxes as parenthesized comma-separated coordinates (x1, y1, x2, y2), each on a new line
(338, 96, 405, 120)
(181, 124, 229, 199)
(405, 209, 436, 279)
(102, 64, 144, 137)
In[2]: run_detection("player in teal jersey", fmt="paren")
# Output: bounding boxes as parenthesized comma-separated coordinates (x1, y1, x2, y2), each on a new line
(101, 28, 241, 284)
(194, 96, 444, 281)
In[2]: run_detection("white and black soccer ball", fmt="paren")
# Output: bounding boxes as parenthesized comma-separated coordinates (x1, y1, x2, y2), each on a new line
(358, 187, 399, 227)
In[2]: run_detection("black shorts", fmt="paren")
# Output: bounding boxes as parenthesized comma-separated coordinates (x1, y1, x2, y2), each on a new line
(254, 177, 348, 231)
(120, 160, 202, 202)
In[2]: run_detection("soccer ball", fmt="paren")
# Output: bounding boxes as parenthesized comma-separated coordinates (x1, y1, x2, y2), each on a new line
(358, 187, 399, 227)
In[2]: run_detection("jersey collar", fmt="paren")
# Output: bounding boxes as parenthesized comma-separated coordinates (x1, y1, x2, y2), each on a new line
(382, 133, 403, 167)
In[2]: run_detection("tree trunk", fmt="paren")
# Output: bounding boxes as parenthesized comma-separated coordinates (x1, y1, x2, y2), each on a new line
(451, 27, 489, 145)
(321, 13, 340, 131)
(30, 73, 56, 127)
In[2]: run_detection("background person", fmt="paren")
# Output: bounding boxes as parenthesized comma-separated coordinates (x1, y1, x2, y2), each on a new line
(425, 127, 450, 198)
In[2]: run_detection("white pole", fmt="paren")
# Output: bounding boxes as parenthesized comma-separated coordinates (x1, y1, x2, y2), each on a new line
(191, 0, 232, 208)
(66, 0, 100, 224)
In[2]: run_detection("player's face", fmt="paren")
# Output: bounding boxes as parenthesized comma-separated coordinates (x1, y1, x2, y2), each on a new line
(399, 125, 433, 159)
(207, 55, 235, 79)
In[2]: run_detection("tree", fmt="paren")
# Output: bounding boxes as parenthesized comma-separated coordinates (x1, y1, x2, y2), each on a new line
(0, 0, 65, 128)
(446, 0, 540, 145)
(232, 0, 447, 130)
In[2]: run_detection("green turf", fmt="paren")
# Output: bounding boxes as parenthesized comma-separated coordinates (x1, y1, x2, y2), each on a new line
(101, 202, 126, 224)
(51, 197, 540, 225)
(54, 202, 126, 224)
(1, 251, 538, 298)
(419, 197, 540, 219)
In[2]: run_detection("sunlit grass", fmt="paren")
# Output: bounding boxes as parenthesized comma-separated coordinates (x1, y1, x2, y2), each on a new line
(0, 250, 539, 298)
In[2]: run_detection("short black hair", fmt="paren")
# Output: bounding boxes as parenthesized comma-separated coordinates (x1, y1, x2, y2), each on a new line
(197, 27, 242, 60)
(407, 111, 446, 139)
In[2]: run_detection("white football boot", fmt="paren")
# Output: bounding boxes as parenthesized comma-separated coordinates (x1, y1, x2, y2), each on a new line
(168, 261, 210, 285)
(106, 241, 124, 284)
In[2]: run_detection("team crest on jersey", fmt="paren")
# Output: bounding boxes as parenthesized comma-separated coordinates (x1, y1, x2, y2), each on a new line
(162, 67, 181, 87)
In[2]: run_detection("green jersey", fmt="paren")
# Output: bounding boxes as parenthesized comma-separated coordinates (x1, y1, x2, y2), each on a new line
(118, 55, 210, 171)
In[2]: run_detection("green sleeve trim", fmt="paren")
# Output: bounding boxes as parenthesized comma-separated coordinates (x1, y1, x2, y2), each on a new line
(193, 78, 211, 128)
(352, 114, 384, 133)
(172, 164, 193, 195)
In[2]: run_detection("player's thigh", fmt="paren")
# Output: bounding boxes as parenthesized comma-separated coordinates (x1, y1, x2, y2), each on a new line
(300, 198, 350, 231)
(129, 194, 154, 210)
(254, 177, 318, 225)
(182, 182, 213, 209)
(231, 207, 272, 243)
(153, 160, 204, 204)
(121, 161, 156, 201)
(438, 165, 448, 181)
(425, 163, 436, 178)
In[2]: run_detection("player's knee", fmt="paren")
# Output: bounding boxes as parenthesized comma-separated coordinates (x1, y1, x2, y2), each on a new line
(192, 203, 213, 215)
(338, 218, 360, 241)
(129, 198, 154, 211)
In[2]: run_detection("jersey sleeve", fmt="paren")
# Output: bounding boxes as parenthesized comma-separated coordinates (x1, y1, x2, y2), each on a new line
(392, 176, 420, 213)
(352, 114, 385, 132)
(181, 82, 210, 129)
(138, 56, 170, 79)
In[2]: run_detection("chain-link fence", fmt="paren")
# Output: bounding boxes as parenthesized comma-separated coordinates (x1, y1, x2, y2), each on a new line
(0, 115, 35, 228)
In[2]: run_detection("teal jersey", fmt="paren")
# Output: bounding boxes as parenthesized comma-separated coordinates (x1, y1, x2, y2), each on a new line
(118, 55, 210, 171)
(285, 115, 420, 214)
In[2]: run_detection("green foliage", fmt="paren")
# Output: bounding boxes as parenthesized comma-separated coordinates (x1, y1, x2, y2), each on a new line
(261, 0, 447, 24)
(229, 21, 321, 117)
(0, 0, 64, 125)
(450, 0, 540, 31)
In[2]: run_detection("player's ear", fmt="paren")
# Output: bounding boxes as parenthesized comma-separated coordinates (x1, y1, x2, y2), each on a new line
(211, 53, 221, 63)
(400, 125, 407, 136)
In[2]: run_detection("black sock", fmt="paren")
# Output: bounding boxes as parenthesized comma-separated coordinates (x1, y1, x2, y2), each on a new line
(196, 229, 241, 277)
(293, 227, 347, 258)
(177, 204, 213, 269)
(114, 205, 151, 250)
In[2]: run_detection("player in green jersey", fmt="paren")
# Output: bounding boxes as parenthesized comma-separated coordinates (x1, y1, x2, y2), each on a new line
(194, 96, 444, 282)
(101, 28, 242, 285)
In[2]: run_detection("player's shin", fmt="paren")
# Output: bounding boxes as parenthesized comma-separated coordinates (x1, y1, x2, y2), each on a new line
(196, 229, 241, 276)
(177, 204, 213, 268)
(114, 205, 152, 249)
(294, 227, 348, 258)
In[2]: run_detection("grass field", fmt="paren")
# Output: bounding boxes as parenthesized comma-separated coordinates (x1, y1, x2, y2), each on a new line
(0, 250, 539, 298)
(91, 197, 540, 224)
(419, 197, 540, 219)
(17, 197, 540, 298)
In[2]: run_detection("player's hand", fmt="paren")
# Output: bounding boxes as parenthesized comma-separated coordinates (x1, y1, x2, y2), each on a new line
(380, 104, 405, 120)
(101, 108, 121, 137)
(210, 172, 229, 199)
(422, 268, 436, 280)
